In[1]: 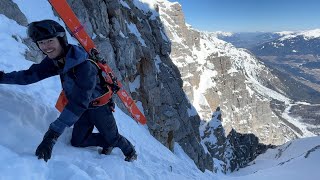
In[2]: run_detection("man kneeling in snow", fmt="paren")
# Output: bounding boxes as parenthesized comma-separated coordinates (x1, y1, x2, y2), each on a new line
(0, 20, 137, 162)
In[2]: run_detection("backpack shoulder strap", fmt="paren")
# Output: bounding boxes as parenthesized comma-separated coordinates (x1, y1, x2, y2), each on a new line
(87, 59, 100, 69)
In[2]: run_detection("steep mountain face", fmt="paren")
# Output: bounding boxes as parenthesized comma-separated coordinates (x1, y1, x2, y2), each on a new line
(158, 2, 300, 146)
(200, 107, 276, 173)
(200, 108, 227, 172)
(225, 129, 276, 172)
(2, 0, 214, 172)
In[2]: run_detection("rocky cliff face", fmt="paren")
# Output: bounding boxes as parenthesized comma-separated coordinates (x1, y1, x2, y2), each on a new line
(1, 0, 214, 172)
(200, 107, 227, 172)
(157, 1, 301, 146)
(200, 107, 276, 173)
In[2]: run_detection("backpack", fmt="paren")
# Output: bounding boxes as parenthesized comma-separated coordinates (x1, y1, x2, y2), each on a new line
(55, 59, 119, 112)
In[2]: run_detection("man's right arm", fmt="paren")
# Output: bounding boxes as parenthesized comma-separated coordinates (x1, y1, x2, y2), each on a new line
(0, 58, 58, 85)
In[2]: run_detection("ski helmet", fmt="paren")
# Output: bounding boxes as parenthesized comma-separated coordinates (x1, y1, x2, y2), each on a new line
(27, 20, 68, 46)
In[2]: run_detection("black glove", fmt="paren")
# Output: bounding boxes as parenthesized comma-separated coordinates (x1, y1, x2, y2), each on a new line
(35, 129, 60, 162)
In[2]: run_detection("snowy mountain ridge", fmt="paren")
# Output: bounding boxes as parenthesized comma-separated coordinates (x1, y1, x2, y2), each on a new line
(206, 31, 234, 38)
(214, 29, 320, 42)
(276, 29, 320, 41)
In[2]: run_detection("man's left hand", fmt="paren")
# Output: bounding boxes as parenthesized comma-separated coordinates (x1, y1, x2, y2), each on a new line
(35, 129, 60, 162)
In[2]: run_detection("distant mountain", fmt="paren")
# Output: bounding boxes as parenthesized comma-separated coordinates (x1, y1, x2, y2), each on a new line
(247, 29, 320, 104)
(217, 32, 281, 49)
(218, 30, 320, 103)
(251, 29, 320, 56)
(218, 30, 320, 56)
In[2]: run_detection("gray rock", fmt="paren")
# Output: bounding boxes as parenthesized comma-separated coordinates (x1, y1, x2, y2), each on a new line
(226, 129, 276, 172)
(0, 0, 28, 26)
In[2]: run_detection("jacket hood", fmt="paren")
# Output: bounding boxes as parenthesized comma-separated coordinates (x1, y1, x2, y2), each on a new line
(62, 45, 89, 73)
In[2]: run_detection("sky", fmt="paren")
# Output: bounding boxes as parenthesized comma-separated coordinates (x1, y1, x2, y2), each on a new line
(168, 0, 320, 32)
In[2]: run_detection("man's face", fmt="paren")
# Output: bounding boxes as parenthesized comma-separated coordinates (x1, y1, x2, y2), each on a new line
(37, 37, 63, 59)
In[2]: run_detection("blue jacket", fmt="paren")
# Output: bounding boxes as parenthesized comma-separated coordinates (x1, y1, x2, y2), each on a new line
(1, 45, 106, 134)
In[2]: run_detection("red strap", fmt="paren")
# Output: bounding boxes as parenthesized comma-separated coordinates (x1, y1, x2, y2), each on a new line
(55, 89, 114, 112)
(55, 60, 116, 112)
(55, 91, 68, 112)
(90, 90, 113, 106)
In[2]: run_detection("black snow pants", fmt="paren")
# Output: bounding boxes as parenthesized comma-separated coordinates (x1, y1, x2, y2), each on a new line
(70, 104, 134, 156)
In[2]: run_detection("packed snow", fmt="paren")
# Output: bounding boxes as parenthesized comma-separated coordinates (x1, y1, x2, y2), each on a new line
(0, 0, 319, 179)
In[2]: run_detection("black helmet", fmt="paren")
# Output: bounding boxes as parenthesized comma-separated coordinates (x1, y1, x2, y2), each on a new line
(27, 20, 67, 43)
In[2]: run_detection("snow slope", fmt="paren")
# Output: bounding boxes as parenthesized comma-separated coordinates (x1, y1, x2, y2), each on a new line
(225, 136, 320, 180)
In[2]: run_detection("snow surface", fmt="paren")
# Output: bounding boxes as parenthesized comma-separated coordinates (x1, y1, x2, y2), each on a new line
(0, 0, 319, 179)
(224, 136, 320, 180)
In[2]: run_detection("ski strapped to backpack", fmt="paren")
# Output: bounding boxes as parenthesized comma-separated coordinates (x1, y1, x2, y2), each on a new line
(49, 0, 147, 125)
